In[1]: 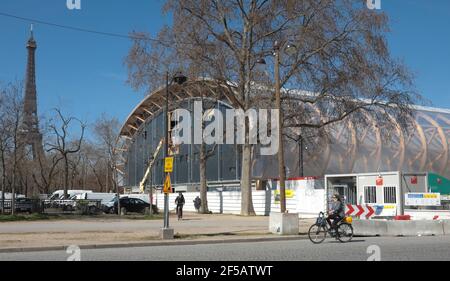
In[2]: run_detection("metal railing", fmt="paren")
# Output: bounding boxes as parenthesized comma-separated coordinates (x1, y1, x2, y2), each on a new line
(0, 199, 103, 215)
(0, 199, 42, 214)
(42, 199, 103, 215)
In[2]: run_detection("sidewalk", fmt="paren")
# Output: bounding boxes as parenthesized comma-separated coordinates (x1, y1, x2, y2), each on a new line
(0, 213, 314, 251)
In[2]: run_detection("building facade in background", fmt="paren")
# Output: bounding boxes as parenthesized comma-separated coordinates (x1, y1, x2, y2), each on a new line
(117, 80, 450, 190)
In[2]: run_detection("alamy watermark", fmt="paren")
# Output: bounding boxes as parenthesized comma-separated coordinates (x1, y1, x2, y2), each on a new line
(367, 0, 381, 10)
(67, 0, 81, 10)
(367, 245, 381, 261)
(171, 101, 280, 156)
(66, 245, 81, 261)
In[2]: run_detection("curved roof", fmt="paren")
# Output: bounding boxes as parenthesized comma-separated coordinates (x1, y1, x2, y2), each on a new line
(118, 79, 239, 140)
(116, 79, 450, 179)
(119, 78, 450, 142)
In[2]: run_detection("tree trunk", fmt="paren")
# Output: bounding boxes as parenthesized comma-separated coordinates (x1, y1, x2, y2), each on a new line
(1, 151, 5, 214)
(112, 164, 120, 216)
(64, 156, 69, 199)
(240, 54, 255, 216)
(11, 185, 15, 216)
(25, 179, 28, 198)
(199, 142, 209, 214)
(0, 187, 4, 214)
(240, 143, 255, 216)
(12, 143, 17, 216)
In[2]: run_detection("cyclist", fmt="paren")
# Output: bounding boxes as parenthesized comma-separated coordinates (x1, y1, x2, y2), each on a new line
(327, 194, 345, 233)
(175, 192, 185, 220)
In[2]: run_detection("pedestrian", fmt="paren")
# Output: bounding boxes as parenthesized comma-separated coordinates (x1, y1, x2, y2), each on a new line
(193, 196, 201, 213)
(175, 192, 185, 220)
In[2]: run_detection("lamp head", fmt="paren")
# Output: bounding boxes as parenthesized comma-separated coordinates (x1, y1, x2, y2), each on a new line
(256, 58, 267, 65)
(173, 72, 187, 85)
(285, 43, 297, 55)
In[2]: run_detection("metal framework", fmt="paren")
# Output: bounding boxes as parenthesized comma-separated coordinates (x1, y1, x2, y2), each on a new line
(287, 106, 450, 178)
(117, 80, 450, 185)
(115, 79, 236, 186)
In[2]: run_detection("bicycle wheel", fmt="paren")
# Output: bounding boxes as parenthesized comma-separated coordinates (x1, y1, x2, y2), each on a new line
(336, 223, 353, 243)
(308, 224, 327, 244)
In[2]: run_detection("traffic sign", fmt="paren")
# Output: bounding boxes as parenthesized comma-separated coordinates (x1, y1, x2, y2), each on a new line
(346, 204, 375, 219)
(164, 157, 174, 173)
(163, 174, 172, 194)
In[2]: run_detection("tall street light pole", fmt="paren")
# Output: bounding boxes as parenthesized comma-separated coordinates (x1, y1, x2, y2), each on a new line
(163, 71, 170, 230)
(273, 41, 287, 214)
(257, 41, 296, 214)
(161, 71, 187, 239)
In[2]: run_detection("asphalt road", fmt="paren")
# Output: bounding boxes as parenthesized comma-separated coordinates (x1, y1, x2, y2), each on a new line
(1, 235, 450, 261)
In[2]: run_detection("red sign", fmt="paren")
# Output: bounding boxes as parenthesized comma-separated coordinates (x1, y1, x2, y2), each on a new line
(411, 176, 418, 185)
(376, 177, 383, 186)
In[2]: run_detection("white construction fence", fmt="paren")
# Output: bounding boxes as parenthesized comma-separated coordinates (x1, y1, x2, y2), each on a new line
(153, 178, 326, 218)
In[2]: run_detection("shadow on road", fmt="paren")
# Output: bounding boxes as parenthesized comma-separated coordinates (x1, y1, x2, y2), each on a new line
(327, 239, 366, 244)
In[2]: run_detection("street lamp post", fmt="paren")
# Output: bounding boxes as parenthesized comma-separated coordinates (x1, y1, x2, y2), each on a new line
(258, 41, 296, 214)
(273, 41, 287, 214)
(161, 71, 187, 239)
(163, 71, 170, 230)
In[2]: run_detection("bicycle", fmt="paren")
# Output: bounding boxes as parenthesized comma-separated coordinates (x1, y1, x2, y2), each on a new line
(176, 204, 183, 221)
(308, 212, 354, 244)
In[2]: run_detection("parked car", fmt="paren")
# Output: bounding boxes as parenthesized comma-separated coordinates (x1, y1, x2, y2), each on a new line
(121, 194, 152, 204)
(13, 198, 34, 213)
(103, 197, 158, 215)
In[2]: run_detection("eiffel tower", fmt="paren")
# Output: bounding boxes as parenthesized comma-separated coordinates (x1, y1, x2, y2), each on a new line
(18, 25, 44, 180)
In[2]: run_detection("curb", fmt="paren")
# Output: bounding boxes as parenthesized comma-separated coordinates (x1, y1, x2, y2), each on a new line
(0, 235, 308, 254)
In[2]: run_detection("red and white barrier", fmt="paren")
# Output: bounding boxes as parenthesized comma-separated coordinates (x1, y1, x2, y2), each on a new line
(346, 204, 375, 219)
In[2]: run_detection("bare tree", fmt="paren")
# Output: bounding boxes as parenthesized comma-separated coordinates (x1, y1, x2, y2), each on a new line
(94, 114, 121, 214)
(68, 150, 82, 189)
(31, 150, 63, 195)
(82, 142, 107, 192)
(126, 0, 420, 215)
(0, 83, 13, 213)
(10, 90, 24, 216)
(47, 109, 85, 199)
(197, 94, 219, 214)
(198, 103, 216, 214)
(0, 82, 26, 215)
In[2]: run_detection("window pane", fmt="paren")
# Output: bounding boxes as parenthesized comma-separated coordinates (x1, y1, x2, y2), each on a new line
(384, 186, 396, 204)
(364, 186, 376, 204)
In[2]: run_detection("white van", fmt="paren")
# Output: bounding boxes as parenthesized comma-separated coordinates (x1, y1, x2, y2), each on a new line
(49, 190, 93, 200)
(75, 192, 116, 205)
(0, 192, 25, 200)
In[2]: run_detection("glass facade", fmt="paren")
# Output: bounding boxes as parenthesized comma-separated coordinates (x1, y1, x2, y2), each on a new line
(124, 99, 241, 187)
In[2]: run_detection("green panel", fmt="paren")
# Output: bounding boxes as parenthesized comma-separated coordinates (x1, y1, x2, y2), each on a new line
(428, 173, 450, 195)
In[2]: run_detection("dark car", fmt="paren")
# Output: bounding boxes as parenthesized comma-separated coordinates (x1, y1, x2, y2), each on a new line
(11, 198, 34, 214)
(104, 197, 158, 215)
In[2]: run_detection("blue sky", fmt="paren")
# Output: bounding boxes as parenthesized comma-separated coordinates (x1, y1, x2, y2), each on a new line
(0, 0, 449, 139)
